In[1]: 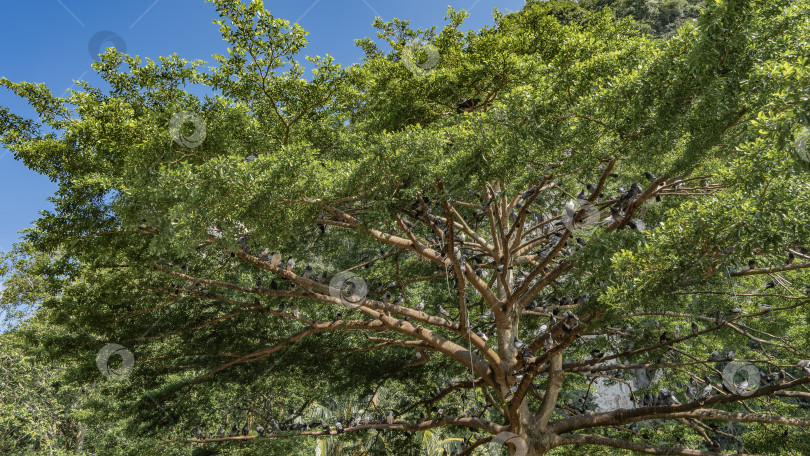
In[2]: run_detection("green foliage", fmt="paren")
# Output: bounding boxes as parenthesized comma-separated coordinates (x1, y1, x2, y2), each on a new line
(2, 0, 810, 455)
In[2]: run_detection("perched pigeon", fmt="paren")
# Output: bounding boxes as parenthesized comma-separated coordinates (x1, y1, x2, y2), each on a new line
(242, 422, 249, 436)
(701, 380, 713, 398)
(302, 265, 313, 279)
(438, 305, 451, 318)
(691, 321, 699, 335)
(544, 333, 555, 350)
(385, 411, 394, 425)
(513, 337, 528, 351)
(194, 426, 203, 440)
(218, 425, 225, 438)
(286, 256, 295, 272)
(415, 300, 425, 311)
(757, 302, 772, 312)
(230, 425, 238, 437)
(270, 251, 281, 267)
(256, 423, 265, 437)
(290, 304, 300, 318)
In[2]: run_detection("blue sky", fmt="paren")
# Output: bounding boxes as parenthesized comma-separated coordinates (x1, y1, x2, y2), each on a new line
(0, 0, 524, 252)
(0, 0, 524, 325)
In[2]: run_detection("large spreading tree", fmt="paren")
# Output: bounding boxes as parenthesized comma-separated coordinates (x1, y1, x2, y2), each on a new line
(2, 0, 810, 454)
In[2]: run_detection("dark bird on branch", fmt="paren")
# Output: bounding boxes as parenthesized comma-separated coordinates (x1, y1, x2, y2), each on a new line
(456, 98, 481, 113)
(217, 425, 225, 438)
(242, 422, 249, 436)
(562, 311, 579, 330)
(618, 183, 643, 209)
(609, 206, 623, 221)
(521, 186, 537, 200)
(256, 423, 265, 437)
(229, 425, 238, 437)
(194, 426, 202, 440)
(286, 256, 295, 272)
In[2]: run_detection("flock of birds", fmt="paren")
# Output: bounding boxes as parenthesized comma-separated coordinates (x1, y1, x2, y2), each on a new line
(192, 410, 404, 441)
(173, 170, 810, 452)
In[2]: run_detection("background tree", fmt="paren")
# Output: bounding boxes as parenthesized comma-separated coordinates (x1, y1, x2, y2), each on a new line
(2, 0, 810, 455)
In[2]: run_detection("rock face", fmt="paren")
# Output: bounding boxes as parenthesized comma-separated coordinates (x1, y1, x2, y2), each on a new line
(594, 362, 661, 412)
